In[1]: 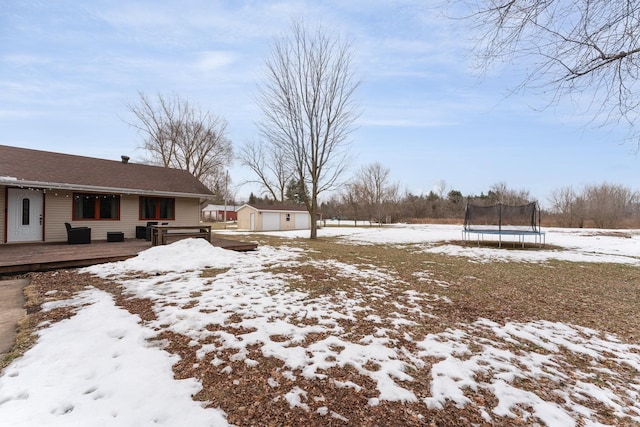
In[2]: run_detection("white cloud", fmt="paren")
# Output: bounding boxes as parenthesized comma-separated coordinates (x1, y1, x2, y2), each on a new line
(194, 50, 237, 72)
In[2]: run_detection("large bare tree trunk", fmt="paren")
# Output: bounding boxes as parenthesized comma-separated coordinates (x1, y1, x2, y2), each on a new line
(256, 20, 360, 238)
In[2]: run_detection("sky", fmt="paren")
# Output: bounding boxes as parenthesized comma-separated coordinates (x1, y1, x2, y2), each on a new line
(1, 0, 639, 205)
(1, 228, 640, 425)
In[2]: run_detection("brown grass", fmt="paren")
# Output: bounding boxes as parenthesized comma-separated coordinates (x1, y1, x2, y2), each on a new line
(4, 235, 640, 425)
(275, 236, 640, 342)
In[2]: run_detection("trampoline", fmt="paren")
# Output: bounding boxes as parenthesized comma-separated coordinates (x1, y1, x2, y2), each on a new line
(462, 202, 545, 248)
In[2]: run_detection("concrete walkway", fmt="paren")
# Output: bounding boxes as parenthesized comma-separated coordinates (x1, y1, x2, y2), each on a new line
(0, 278, 29, 355)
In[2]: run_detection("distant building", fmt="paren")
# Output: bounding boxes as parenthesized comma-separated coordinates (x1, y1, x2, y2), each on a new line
(236, 204, 311, 231)
(201, 204, 238, 222)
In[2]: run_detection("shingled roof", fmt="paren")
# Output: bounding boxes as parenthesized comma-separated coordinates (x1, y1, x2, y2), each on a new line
(0, 145, 213, 198)
(240, 203, 309, 212)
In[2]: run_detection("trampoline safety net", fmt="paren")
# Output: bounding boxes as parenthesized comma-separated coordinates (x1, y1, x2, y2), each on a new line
(464, 202, 540, 232)
(462, 202, 544, 247)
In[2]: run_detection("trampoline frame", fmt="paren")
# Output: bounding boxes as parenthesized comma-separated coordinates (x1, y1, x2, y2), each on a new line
(462, 202, 545, 248)
(462, 228, 546, 248)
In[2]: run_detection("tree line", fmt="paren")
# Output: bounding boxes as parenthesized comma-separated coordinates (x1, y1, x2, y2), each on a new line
(244, 162, 640, 229)
(548, 183, 640, 228)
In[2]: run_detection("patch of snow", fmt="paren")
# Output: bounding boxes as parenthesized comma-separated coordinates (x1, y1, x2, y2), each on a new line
(418, 319, 640, 424)
(283, 386, 309, 411)
(0, 288, 230, 426)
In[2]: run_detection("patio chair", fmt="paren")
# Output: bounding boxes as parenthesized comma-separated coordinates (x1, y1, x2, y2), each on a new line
(145, 221, 158, 241)
(65, 222, 91, 244)
(135, 225, 147, 239)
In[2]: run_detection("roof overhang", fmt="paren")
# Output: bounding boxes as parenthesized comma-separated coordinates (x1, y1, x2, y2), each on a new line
(236, 204, 309, 213)
(0, 178, 213, 200)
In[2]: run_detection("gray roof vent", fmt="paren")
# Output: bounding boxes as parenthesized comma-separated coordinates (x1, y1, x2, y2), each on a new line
(121, 155, 130, 164)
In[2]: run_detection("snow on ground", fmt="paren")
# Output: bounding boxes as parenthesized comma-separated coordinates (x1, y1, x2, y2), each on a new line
(232, 224, 640, 265)
(1, 226, 640, 426)
(0, 287, 230, 426)
(418, 319, 640, 425)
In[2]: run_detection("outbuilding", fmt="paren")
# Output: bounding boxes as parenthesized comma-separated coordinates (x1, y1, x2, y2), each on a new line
(236, 204, 311, 231)
(201, 204, 238, 222)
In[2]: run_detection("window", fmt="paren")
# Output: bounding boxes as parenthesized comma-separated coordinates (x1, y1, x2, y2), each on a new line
(73, 193, 120, 220)
(22, 198, 30, 225)
(140, 197, 175, 220)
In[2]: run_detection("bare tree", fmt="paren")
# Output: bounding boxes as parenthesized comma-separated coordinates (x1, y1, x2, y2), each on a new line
(402, 192, 430, 219)
(549, 182, 638, 228)
(434, 179, 449, 199)
(341, 182, 367, 226)
(488, 181, 531, 205)
(237, 140, 293, 203)
(584, 182, 636, 228)
(548, 185, 584, 227)
(459, 0, 640, 146)
(127, 92, 233, 188)
(351, 163, 399, 225)
(256, 20, 360, 238)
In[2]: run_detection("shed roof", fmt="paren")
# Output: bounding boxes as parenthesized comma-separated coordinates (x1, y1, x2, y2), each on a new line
(0, 145, 213, 198)
(237, 203, 309, 213)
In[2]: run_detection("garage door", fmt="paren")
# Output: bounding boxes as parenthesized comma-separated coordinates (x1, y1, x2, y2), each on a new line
(295, 213, 310, 229)
(262, 212, 280, 231)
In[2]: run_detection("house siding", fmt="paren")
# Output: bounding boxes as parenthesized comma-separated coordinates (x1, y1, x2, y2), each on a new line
(2, 188, 203, 243)
(175, 198, 201, 225)
(0, 185, 5, 243)
(61, 195, 200, 241)
(43, 190, 72, 242)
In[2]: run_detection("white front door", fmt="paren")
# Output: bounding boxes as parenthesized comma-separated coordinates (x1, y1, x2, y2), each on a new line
(7, 188, 44, 242)
(250, 213, 255, 231)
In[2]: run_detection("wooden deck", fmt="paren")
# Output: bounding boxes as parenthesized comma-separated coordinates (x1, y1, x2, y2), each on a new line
(0, 236, 257, 276)
(209, 236, 258, 252)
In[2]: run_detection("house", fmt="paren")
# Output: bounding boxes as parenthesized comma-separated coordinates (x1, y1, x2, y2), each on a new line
(201, 204, 238, 222)
(236, 204, 311, 231)
(0, 145, 213, 244)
